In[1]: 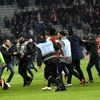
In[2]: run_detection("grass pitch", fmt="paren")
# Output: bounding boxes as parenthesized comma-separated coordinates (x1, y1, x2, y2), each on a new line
(0, 59, 100, 100)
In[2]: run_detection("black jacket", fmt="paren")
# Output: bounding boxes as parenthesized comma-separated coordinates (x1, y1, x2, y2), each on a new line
(0, 46, 13, 63)
(85, 40, 99, 59)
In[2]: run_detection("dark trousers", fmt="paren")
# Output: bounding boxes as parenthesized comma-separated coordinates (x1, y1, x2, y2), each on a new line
(58, 62, 81, 84)
(58, 60, 69, 78)
(86, 58, 100, 81)
(0, 61, 14, 83)
(67, 60, 85, 84)
(44, 58, 61, 87)
(18, 57, 30, 85)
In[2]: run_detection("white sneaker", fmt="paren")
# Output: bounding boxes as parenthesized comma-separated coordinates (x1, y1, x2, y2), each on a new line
(65, 84, 72, 87)
(42, 87, 51, 91)
(6, 83, 11, 88)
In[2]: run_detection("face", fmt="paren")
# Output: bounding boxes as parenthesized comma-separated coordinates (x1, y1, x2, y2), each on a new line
(28, 38, 33, 42)
(18, 37, 25, 44)
(5, 40, 12, 47)
(56, 33, 62, 39)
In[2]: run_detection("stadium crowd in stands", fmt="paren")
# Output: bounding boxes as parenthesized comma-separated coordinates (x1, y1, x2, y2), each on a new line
(2, 0, 100, 41)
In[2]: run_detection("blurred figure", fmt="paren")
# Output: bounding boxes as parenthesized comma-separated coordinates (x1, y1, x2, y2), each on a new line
(17, 35, 33, 87)
(85, 36, 100, 83)
(58, 31, 85, 86)
(0, 39, 16, 88)
(67, 30, 85, 85)
(0, 51, 8, 90)
(37, 34, 66, 91)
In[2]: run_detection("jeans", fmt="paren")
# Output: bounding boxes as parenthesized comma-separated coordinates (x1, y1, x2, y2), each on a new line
(6, 62, 15, 83)
(0, 66, 4, 77)
(0, 62, 14, 83)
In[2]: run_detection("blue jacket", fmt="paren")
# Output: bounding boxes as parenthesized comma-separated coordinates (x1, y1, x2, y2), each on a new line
(68, 35, 84, 60)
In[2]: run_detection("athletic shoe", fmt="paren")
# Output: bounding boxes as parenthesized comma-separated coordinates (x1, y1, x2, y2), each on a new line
(3, 82, 9, 90)
(55, 83, 66, 92)
(27, 78, 33, 86)
(0, 79, 4, 87)
(65, 83, 72, 87)
(6, 82, 11, 88)
(42, 87, 51, 91)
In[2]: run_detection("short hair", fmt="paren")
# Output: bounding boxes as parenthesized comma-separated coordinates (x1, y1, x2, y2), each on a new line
(49, 28, 56, 36)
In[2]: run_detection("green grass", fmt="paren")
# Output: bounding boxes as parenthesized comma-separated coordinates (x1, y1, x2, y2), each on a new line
(0, 59, 100, 100)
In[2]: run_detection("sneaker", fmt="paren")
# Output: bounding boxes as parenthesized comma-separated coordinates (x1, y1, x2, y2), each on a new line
(0, 79, 5, 87)
(42, 87, 51, 91)
(6, 82, 11, 88)
(3, 82, 9, 90)
(60, 84, 66, 91)
(65, 83, 72, 87)
(55, 83, 66, 92)
(27, 78, 33, 86)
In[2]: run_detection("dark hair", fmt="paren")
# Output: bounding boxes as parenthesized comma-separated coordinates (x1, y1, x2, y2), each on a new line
(60, 31, 67, 36)
(68, 30, 74, 36)
(49, 28, 56, 36)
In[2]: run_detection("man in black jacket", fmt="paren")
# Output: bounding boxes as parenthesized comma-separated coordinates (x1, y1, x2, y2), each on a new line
(0, 39, 16, 88)
(17, 36, 33, 87)
(67, 30, 85, 85)
(85, 36, 100, 83)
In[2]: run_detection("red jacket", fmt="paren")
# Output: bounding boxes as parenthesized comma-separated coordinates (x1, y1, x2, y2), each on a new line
(50, 36, 61, 59)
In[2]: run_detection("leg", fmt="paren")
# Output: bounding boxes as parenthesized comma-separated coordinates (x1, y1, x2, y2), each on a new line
(73, 60, 85, 80)
(18, 59, 31, 86)
(58, 62, 69, 78)
(6, 62, 15, 83)
(86, 59, 94, 81)
(94, 58, 100, 76)
(67, 73, 72, 84)
(27, 67, 34, 79)
(0, 67, 5, 77)
(66, 63, 81, 81)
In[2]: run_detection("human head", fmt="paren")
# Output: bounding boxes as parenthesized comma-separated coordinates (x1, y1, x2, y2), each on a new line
(3, 39, 12, 48)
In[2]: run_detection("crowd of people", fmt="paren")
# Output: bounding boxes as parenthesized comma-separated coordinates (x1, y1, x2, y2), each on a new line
(0, 0, 100, 91)
(0, 27, 100, 92)
(3, 0, 100, 41)
(0, 0, 29, 8)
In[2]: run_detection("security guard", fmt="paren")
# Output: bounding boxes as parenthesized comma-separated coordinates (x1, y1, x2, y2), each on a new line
(37, 34, 66, 91)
